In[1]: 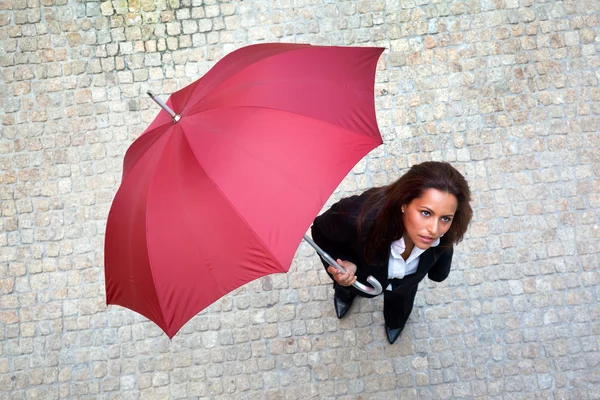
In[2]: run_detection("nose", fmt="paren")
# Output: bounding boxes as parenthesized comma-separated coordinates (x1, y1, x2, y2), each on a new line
(427, 219, 439, 236)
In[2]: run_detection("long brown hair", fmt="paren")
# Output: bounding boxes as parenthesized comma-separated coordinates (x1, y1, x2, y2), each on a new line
(358, 161, 472, 262)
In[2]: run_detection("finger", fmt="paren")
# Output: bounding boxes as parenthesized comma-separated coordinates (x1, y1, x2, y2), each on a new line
(327, 266, 339, 274)
(337, 259, 354, 272)
(330, 266, 348, 275)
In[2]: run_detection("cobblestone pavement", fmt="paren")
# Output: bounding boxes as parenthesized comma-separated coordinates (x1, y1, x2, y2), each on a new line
(0, 0, 599, 398)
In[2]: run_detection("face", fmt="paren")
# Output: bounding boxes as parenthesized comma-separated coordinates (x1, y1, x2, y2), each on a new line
(401, 189, 458, 250)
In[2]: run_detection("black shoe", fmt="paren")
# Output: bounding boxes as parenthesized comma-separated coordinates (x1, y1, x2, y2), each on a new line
(385, 325, 404, 344)
(334, 294, 354, 319)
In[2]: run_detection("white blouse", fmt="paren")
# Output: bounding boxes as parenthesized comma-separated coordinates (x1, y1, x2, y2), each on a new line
(386, 236, 440, 291)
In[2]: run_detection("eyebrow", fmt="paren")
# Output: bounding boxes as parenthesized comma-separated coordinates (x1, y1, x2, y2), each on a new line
(421, 206, 455, 218)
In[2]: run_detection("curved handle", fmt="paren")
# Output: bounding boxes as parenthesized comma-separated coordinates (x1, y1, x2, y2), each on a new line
(303, 234, 383, 296)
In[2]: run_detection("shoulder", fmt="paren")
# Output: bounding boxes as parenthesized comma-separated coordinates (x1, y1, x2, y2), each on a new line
(432, 242, 454, 264)
(328, 189, 374, 215)
(426, 238, 453, 258)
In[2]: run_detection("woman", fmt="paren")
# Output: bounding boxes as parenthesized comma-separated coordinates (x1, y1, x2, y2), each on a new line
(311, 161, 472, 344)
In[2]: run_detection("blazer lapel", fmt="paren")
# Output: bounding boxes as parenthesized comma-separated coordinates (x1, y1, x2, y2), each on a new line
(416, 247, 437, 275)
(369, 246, 390, 287)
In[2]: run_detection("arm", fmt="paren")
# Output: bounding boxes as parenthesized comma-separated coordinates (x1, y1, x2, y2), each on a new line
(427, 246, 454, 282)
(310, 195, 361, 282)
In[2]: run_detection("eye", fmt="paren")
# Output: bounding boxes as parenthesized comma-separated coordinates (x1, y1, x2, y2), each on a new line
(441, 216, 452, 223)
(420, 210, 430, 217)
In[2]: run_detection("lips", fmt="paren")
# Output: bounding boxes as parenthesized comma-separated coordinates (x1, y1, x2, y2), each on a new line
(419, 236, 434, 243)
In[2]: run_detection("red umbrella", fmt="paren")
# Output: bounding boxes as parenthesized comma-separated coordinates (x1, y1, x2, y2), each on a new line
(105, 43, 384, 338)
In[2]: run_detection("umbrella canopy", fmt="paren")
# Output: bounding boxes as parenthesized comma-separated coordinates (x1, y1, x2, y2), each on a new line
(105, 43, 384, 338)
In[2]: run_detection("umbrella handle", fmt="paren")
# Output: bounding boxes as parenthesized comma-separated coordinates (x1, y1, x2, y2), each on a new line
(303, 234, 383, 296)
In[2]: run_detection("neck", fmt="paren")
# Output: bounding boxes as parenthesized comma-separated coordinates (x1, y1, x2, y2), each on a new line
(401, 232, 414, 261)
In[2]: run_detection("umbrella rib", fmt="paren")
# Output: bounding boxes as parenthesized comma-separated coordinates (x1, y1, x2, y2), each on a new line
(121, 121, 174, 181)
(183, 105, 382, 207)
(142, 134, 175, 332)
(138, 128, 230, 334)
(107, 129, 173, 333)
(183, 77, 379, 133)
(177, 129, 288, 294)
(178, 106, 381, 275)
(178, 45, 311, 113)
(187, 104, 382, 142)
(186, 79, 370, 116)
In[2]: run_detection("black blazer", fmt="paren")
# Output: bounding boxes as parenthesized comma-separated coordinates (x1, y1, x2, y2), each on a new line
(311, 191, 454, 298)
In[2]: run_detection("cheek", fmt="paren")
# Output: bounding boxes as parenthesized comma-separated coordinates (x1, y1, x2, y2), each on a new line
(441, 221, 453, 234)
(405, 213, 422, 232)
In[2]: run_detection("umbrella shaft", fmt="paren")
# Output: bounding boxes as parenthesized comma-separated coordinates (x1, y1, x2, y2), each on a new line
(147, 91, 180, 122)
(303, 234, 344, 274)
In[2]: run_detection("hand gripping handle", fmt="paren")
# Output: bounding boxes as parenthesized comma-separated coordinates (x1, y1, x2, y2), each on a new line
(303, 234, 383, 296)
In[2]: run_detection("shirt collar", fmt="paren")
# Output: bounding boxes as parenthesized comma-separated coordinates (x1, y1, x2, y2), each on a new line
(390, 236, 440, 259)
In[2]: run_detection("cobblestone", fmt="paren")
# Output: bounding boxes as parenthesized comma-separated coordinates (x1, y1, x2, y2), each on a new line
(0, 0, 599, 398)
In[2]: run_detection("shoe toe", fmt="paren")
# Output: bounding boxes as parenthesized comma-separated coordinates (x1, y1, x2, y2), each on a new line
(385, 326, 403, 344)
(334, 297, 350, 319)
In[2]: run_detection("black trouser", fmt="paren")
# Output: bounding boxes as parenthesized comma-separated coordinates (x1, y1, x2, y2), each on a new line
(335, 280, 418, 329)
